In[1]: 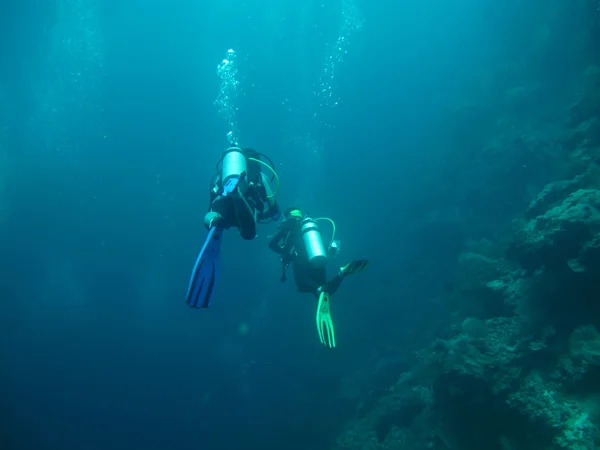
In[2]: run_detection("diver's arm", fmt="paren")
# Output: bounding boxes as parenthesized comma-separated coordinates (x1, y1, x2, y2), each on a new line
(208, 190, 217, 211)
(204, 176, 224, 229)
(207, 174, 220, 211)
(268, 228, 286, 255)
(266, 197, 281, 221)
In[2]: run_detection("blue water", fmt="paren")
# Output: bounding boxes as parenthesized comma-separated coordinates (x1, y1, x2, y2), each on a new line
(0, 1, 591, 449)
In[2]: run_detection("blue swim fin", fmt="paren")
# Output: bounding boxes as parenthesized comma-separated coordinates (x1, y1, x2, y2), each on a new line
(186, 227, 224, 308)
(186, 173, 243, 308)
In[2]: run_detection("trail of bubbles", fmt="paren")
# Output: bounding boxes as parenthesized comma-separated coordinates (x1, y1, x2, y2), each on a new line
(214, 49, 240, 146)
(287, 1, 363, 205)
(314, 0, 364, 116)
(290, 0, 363, 177)
(31, 0, 104, 153)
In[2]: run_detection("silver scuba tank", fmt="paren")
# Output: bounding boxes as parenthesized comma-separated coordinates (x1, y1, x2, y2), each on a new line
(221, 147, 248, 192)
(301, 217, 328, 268)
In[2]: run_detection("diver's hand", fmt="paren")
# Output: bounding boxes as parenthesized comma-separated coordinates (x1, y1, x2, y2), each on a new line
(316, 291, 336, 348)
(281, 247, 295, 265)
(204, 211, 223, 230)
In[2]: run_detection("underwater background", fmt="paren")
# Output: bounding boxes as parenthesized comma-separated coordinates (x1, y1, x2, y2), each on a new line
(1, 1, 600, 449)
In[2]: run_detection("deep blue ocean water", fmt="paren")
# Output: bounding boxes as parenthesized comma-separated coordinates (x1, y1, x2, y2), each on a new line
(0, 1, 593, 449)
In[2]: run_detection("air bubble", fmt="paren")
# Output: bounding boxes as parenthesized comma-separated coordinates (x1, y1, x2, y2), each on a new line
(314, 0, 364, 116)
(214, 49, 240, 145)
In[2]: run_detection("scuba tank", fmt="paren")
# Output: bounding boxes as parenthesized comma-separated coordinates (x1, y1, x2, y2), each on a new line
(221, 147, 248, 193)
(301, 217, 328, 268)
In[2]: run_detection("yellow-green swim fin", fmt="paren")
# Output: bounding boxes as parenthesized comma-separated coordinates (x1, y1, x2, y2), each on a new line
(316, 291, 335, 348)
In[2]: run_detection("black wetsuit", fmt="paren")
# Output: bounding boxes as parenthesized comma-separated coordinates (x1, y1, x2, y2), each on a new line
(269, 219, 344, 297)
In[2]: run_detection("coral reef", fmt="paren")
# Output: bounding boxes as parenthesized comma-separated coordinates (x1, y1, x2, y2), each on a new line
(333, 3, 600, 449)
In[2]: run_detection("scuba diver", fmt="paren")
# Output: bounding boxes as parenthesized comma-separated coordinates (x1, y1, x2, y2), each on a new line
(186, 146, 281, 309)
(204, 147, 281, 239)
(269, 207, 368, 348)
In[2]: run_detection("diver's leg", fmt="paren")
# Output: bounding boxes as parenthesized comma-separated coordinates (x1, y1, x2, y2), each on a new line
(340, 259, 369, 276)
(324, 271, 345, 296)
(325, 259, 369, 295)
(232, 191, 257, 240)
(293, 262, 319, 296)
(206, 197, 234, 229)
(310, 267, 328, 288)
(310, 267, 338, 297)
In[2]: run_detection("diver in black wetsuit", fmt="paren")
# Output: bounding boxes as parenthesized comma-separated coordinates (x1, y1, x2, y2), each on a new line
(186, 147, 281, 310)
(204, 147, 281, 240)
(268, 207, 368, 347)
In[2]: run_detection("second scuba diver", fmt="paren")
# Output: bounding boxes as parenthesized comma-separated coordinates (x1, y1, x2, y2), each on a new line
(186, 146, 281, 309)
(269, 207, 368, 348)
